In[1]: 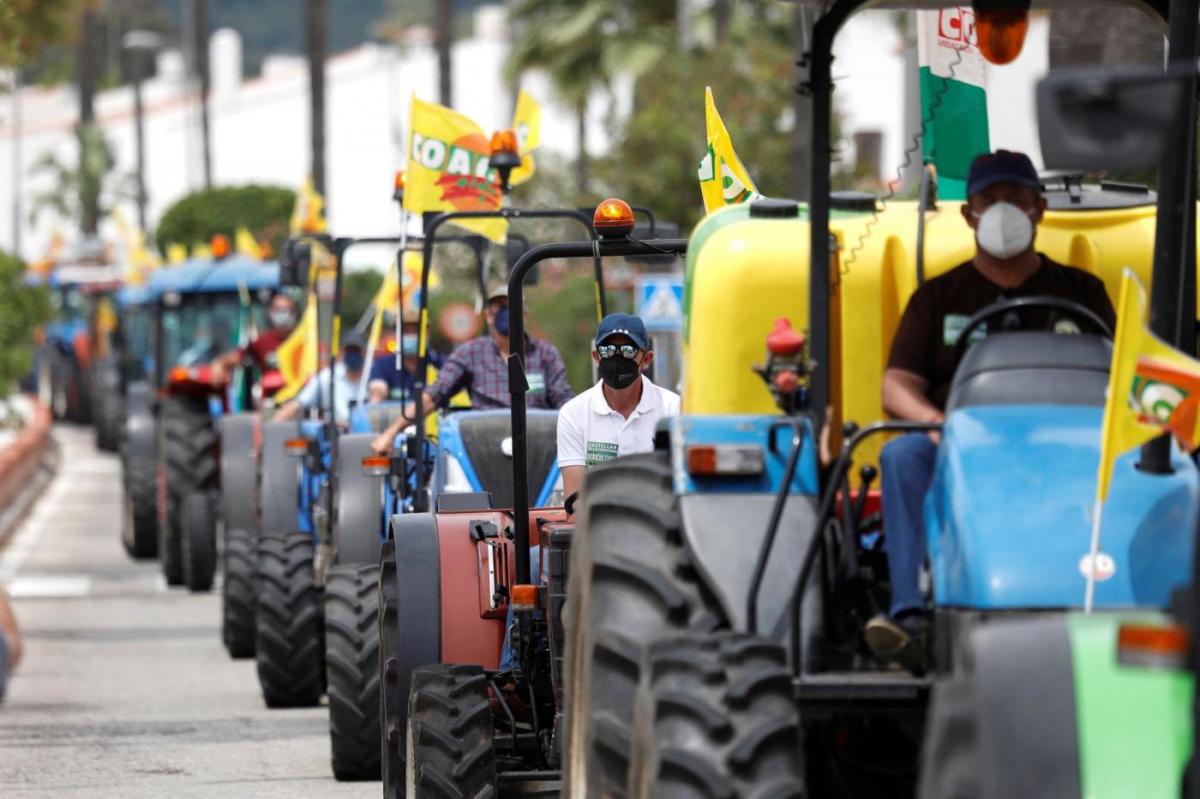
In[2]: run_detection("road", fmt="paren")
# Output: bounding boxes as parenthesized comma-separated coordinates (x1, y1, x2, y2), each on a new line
(0, 425, 376, 799)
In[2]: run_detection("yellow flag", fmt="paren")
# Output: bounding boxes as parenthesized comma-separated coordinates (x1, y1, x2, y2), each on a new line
(698, 87, 762, 214)
(274, 297, 320, 403)
(404, 97, 507, 243)
(509, 89, 541, 187)
(1096, 269, 1200, 501)
(235, 227, 264, 260)
(290, 177, 328, 235)
(166, 243, 188, 264)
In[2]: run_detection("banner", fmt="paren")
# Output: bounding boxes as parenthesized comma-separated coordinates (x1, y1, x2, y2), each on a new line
(509, 89, 542, 187)
(697, 87, 761, 214)
(403, 97, 507, 243)
(916, 7, 991, 199)
(274, 297, 320, 403)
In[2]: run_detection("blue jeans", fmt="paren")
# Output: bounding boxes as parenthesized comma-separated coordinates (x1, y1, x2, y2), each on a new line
(880, 433, 938, 616)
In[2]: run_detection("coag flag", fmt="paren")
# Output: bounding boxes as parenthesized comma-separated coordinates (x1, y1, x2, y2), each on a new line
(697, 87, 761, 214)
(404, 97, 507, 243)
(916, 7, 991, 199)
(509, 89, 542, 187)
(290, 176, 328, 235)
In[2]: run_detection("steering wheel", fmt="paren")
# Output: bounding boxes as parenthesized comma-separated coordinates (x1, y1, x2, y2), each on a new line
(950, 295, 1113, 369)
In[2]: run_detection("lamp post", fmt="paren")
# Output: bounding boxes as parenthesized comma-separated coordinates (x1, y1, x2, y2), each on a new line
(122, 30, 162, 234)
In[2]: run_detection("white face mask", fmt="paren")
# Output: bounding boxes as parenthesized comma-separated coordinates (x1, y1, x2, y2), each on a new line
(974, 202, 1035, 260)
(268, 309, 295, 329)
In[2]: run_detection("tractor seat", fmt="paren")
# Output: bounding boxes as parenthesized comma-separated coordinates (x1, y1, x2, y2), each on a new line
(946, 331, 1111, 412)
(361, 402, 408, 433)
(457, 410, 559, 508)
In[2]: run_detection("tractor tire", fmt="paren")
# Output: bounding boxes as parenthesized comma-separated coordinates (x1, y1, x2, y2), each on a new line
(325, 563, 382, 781)
(61, 354, 90, 424)
(405, 663, 497, 798)
(93, 388, 122, 452)
(218, 413, 258, 534)
(628, 631, 803, 799)
(255, 531, 324, 708)
(159, 395, 218, 586)
(222, 526, 257, 659)
(180, 491, 217, 592)
(379, 538, 404, 798)
(564, 451, 726, 798)
(121, 405, 159, 559)
(259, 421, 301, 535)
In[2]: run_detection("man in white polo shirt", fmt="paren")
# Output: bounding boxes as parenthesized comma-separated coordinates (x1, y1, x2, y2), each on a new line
(557, 313, 681, 503)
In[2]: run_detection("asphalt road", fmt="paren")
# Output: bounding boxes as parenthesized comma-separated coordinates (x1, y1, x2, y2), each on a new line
(0, 425, 376, 799)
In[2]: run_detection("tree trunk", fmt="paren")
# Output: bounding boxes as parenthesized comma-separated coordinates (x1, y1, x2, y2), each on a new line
(436, 0, 453, 107)
(78, 10, 98, 234)
(713, 0, 730, 43)
(575, 98, 588, 194)
(193, 0, 212, 188)
(306, 0, 327, 197)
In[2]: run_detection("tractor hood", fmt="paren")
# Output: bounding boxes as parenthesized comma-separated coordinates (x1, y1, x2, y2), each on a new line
(926, 405, 1198, 610)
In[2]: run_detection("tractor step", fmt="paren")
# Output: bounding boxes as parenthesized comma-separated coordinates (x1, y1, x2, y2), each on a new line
(795, 671, 929, 715)
(496, 770, 561, 795)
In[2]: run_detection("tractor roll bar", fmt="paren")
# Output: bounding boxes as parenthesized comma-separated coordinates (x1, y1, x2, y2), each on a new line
(506, 235, 688, 587)
(409, 208, 608, 511)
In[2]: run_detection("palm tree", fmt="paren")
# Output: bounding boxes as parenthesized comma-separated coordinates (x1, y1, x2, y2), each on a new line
(436, 0, 453, 106)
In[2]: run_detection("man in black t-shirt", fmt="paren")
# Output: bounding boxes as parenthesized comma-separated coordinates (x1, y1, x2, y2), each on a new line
(865, 150, 1117, 671)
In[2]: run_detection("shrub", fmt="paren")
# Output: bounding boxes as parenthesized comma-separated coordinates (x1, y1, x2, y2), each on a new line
(155, 184, 296, 256)
(0, 251, 51, 399)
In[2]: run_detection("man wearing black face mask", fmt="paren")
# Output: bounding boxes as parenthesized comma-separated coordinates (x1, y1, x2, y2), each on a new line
(370, 285, 573, 454)
(556, 313, 681, 505)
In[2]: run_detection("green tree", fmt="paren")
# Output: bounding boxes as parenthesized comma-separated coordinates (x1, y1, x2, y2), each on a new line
(0, 0, 82, 68)
(29, 122, 132, 234)
(155, 184, 296, 256)
(341, 268, 384, 328)
(0, 250, 51, 403)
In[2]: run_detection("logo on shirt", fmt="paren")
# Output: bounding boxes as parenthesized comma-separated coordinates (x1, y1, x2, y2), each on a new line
(585, 441, 619, 466)
(528, 370, 545, 394)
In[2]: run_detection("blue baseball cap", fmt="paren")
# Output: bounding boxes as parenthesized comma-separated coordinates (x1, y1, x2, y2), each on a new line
(966, 150, 1042, 197)
(596, 313, 650, 350)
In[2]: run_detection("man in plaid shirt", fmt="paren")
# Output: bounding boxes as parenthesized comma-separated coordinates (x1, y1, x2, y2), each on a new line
(371, 285, 573, 453)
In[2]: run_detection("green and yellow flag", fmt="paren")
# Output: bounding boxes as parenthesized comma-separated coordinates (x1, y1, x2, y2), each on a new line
(697, 87, 761, 214)
(404, 97, 507, 243)
(509, 89, 541, 187)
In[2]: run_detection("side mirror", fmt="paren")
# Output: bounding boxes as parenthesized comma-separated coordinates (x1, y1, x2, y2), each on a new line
(1038, 67, 1188, 172)
(278, 239, 312, 288)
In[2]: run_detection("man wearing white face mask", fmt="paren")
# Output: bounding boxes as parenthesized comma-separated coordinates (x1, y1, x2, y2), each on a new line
(865, 150, 1116, 672)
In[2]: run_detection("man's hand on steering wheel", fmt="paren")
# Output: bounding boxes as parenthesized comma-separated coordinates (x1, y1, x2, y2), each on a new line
(949, 295, 1113, 370)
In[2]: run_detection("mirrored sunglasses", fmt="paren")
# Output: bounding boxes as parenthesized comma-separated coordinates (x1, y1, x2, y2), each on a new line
(597, 343, 640, 360)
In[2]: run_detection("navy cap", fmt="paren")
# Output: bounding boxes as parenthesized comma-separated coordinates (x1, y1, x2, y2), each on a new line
(595, 313, 649, 350)
(341, 331, 366, 351)
(966, 150, 1042, 197)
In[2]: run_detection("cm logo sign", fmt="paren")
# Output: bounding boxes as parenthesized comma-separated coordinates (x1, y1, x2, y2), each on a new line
(938, 7, 978, 46)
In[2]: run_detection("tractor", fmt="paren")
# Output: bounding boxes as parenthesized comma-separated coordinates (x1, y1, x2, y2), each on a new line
(119, 251, 278, 591)
(555, 0, 1200, 797)
(115, 282, 159, 559)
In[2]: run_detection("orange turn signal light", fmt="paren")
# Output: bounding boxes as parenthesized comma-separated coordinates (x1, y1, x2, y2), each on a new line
(511, 583, 537, 611)
(686, 444, 765, 477)
(1117, 622, 1189, 669)
(393, 169, 406, 191)
(593, 198, 635, 239)
(489, 129, 519, 157)
(168, 366, 192, 384)
(361, 455, 391, 476)
(211, 233, 231, 259)
(976, 7, 1029, 65)
(284, 437, 309, 456)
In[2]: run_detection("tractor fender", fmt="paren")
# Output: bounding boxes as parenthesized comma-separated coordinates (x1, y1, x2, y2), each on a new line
(335, 433, 385, 565)
(218, 413, 258, 533)
(259, 421, 301, 534)
(389, 512, 442, 738)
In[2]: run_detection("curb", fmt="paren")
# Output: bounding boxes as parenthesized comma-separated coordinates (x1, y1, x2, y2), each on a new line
(0, 397, 57, 549)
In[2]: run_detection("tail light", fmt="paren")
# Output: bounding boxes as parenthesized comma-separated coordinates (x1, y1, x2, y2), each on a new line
(361, 455, 390, 476)
(686, 444, 765, 477)
(511, 584, 537, 612)
(285, 438, 309, 456)
(1117, 622, 1188, 669)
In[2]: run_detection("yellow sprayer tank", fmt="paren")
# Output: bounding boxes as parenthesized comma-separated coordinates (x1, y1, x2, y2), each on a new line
(683, 184, 1164, 467)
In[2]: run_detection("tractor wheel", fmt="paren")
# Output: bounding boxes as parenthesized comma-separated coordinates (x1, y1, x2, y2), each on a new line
(378, 538, 403, 799)
(628, 631, 803, 799)
(93, 388, 122, 452)
(159, 395, 218, 586)
(255, 531, 324, 708)
(121, 410, 158, 559)
(405, 663, 497, 798)
(564, 451, 726, 798)
(325, 563, 382, 781)
(218, 413, 258, 534)
(222, 526, 257, 658)
(180, 491, 217, 592)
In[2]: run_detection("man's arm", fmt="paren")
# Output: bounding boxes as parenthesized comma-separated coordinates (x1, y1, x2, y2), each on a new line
(561, 466, 586, 510)
(543, 344, 574, 408)
(882, 368, 943, 424)
(370, 391, 439, 454)
(556, 400, 586, 514)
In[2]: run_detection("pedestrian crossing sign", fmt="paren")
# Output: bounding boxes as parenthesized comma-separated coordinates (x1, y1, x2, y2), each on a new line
(636, 276, 685, 332)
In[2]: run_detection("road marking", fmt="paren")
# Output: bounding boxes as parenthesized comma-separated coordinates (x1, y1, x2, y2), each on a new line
(8, 574, 93, 598)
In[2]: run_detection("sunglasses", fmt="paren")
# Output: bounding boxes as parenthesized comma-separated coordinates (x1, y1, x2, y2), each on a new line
(597, 343, 641, 360)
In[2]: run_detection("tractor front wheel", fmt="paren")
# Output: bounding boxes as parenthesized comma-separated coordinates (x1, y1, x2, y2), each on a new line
(255, 532, 324, 708)
(120, 405, 158, 559)
(222, 526, 257, 658)
(405, 663, 497, 798)
(159, 395, 218, 586)
(325, 563, 381, 781)
(181, 491, 217, 592)
(378, 538, 403, 799)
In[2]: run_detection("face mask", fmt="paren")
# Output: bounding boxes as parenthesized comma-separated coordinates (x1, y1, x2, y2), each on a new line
(268, 309, 295, 329)
(493, 307, 510, 336)
(598, 356, 640, 390)
(974, 202, 1035, 260)
(343, 349, 365, 372)
(401, 333, 419, 355)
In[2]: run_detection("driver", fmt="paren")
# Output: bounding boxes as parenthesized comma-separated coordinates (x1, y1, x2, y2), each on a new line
(865, 150, 1116, 671)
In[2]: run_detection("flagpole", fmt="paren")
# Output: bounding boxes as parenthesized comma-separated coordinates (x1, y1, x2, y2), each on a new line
(1083, 497, 1104, 612)
(396, 208, 410, 407)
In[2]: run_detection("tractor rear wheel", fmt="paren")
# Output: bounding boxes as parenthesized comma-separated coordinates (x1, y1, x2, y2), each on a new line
(222, 526, 257, 658)
(564, 451, 726, 798)
(378, 538, 403, 799)
(121, 409, 158, 559)
(629, 631, 803, 799)
(255, 531, 324, 708)
(93, 387, 122, 452)
(325, 563, 382, 781)
(181, 491, 217, 592)
(405, 663, 497, 798)
(159, 395, 218, 586)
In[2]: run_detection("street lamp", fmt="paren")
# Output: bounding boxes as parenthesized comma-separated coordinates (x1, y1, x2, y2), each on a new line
(122, 30, 162, 234)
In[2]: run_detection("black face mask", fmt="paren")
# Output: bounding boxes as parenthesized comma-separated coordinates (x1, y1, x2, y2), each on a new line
(598, 356, 640, 390)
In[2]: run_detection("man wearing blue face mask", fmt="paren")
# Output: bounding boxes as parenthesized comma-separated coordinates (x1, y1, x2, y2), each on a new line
(370, 285, 573, 454)
(366, 316, 443, 403)
(865, 150, 1116, 672)
(274, 332, 368, 426)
